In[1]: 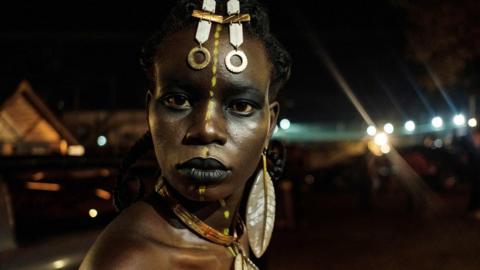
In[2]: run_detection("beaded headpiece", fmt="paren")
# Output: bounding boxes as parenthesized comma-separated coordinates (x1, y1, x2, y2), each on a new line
(187, 0, 251, 73)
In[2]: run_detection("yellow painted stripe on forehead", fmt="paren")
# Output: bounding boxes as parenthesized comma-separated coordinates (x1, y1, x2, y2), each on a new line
(205, 24, 223, 122)
(211, 24, 222, 90)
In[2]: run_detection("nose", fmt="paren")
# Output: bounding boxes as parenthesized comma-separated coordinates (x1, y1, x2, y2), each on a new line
(183, 100, 227, 145)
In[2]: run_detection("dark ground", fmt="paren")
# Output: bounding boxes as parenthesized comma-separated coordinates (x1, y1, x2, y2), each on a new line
(3, 183, 479, 270)
(267, 186, 480, 270)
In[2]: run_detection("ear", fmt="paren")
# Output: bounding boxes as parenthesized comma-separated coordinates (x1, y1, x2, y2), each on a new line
(267, 101, 280, 142)
(145, 90, 153, 132)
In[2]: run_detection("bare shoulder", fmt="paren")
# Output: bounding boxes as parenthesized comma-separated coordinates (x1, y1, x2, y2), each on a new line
(79, 200, 175, 270)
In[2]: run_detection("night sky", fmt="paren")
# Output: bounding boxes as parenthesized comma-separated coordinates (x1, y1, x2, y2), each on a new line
(0, 1, 470, 127)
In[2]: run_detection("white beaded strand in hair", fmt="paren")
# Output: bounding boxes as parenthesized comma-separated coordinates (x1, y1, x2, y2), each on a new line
(225, 0, 248, 73)
(187, 0, 216, 70)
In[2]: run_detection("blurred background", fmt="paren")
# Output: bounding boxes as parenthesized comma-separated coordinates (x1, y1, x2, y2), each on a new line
(1, 0, 480, 269)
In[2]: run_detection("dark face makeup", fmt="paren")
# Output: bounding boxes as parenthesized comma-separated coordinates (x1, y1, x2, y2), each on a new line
(147, 25, 279, 201)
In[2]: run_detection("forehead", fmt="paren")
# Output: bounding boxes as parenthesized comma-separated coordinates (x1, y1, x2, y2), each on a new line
(153, 25, 271, 94)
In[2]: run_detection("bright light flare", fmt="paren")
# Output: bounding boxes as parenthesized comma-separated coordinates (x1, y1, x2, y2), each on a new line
(366, 125, 376, 136)
(383, 123, 394, 134)
(52, 259, 67, 269)
(97, 135, 107, 147)
(380, 144, 391, 154)
(404, 120, 415, 132)
(279, 119, 290, 130)
(453, 114, 466, 126)
(374, 132, 388, 146)
(25, 182, 60, 192)
(89, 209, 98, 218)
(59, 140, 68, 155)
(95, 189, 112, 200)
(468, 118, 477, 127)
(68, 145, 85, 156)
(431, 116, 443, 128)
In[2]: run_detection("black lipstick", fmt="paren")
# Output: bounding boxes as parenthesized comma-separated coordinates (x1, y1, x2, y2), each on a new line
(176, 158, 231, 184)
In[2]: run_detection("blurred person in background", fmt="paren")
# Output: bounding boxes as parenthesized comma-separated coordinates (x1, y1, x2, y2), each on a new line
(467, 128, 480, 219)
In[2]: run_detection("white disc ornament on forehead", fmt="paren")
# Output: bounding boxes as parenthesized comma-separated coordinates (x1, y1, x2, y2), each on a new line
(225, 50, 248, 73)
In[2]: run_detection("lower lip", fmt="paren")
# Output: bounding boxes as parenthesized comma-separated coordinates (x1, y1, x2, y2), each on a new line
(177, 168, 231, 185)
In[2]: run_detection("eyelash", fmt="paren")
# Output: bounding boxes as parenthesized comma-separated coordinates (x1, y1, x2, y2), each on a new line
(160, 94, 260, 116)
(227, 100, 259, 116)
(160, 94, 192, 110)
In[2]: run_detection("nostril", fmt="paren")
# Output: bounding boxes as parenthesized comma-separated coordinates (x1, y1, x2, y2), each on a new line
(183, 121, 227, 146)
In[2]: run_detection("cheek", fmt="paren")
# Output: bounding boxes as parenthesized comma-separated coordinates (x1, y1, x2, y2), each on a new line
(227, 110, 269, 171)
(148, 105, 187, 168)
(228, 108, 270, 144)
(228, 121, 266, 150)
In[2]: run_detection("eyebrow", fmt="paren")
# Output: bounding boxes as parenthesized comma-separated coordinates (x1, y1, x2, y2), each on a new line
(223, 85, 265, 100)
(161, 79, 199, 93)
(161, 78, 266, 101)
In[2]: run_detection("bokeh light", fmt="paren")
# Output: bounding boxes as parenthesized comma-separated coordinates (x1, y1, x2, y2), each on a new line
(453, 114, 466, 126)
(383, 123, 394, 134)
(97, 135, 107, 147)
(431, 116, 443, 128)
(366, 125, 377, 136)
(279, 119, 291, 130)
(468, 118, 477, 128)
(380, 144, 391, 154)
(404, 120, 415, 132)
(374, 132, 388, 146)
(89, 209, 98, 218)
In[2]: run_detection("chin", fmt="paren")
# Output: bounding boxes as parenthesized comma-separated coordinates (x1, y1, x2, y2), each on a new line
(169, 176, 239, 202)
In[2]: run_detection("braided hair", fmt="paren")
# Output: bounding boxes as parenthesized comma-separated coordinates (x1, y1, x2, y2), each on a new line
(113, 0, 291, 211)
(113, 132, 153, 211)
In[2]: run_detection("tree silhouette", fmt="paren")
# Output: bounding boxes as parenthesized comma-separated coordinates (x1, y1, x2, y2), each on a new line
(396, 0, 480, 92)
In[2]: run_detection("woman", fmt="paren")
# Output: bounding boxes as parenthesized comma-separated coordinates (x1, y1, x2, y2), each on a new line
(80, 0, 291, 269)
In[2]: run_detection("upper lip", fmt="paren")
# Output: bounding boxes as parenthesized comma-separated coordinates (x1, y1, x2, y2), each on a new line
(176, 157, 228, 170)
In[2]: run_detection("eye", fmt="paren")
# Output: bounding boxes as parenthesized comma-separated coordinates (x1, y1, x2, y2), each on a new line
(162, 94, 192, 110)
(228, 100, 257, 116)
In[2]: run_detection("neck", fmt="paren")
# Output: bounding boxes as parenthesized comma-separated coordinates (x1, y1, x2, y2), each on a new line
(163, 180, 245, 236)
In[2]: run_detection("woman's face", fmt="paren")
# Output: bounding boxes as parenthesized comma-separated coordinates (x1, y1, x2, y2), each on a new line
(147, 25, 279, 201)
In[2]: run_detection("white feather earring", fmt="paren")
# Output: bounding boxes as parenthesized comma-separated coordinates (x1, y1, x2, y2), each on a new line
(246, 149, 276, 258)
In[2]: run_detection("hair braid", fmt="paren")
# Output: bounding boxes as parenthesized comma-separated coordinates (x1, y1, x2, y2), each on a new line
(113, 131, 154, 211)
(266, 139, 287, 182)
